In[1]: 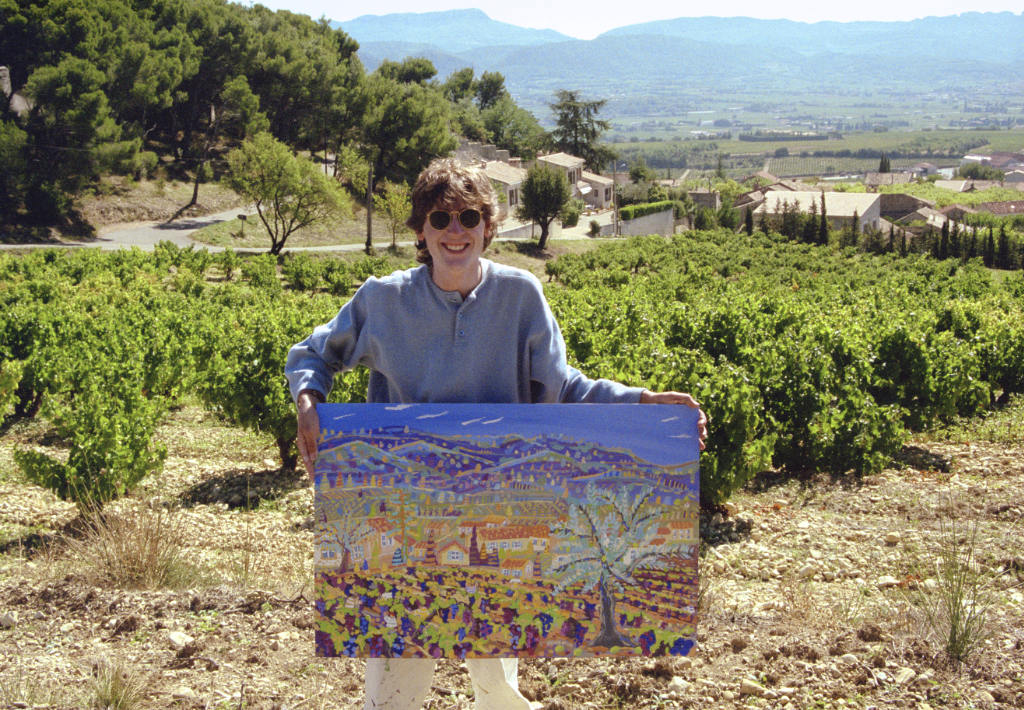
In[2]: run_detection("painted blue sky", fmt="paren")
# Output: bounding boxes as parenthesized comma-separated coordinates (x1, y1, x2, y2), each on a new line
(317, 403, 699, 467)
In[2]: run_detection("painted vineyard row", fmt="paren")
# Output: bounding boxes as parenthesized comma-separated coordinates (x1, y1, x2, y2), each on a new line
(315, 566, 696, 659)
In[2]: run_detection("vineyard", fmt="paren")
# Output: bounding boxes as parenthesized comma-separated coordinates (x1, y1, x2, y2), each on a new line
(2, 233, 1023, 512)
(765, 157, 957, 177)
(2, 235, 1024, 708)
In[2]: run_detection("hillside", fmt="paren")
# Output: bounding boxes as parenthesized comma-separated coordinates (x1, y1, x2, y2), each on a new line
(338, 10, 1024, 116)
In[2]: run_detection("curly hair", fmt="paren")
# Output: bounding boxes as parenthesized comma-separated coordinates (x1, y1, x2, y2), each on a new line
(405, 158, 501, 266)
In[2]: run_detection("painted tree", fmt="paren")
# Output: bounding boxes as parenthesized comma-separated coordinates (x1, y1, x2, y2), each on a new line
(316, 491, 372, 574)
(552, 483, 687, 649)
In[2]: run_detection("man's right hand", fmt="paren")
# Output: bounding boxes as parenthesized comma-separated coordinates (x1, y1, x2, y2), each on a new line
(296, 390, 323, 481)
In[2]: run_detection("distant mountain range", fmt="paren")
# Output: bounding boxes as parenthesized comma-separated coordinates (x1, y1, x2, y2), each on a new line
(332, 10, 1024, 117)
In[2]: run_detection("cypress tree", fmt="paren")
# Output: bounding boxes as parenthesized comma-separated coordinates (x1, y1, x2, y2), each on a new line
(950, 221, 960, 258)
(984, 228, 995, 267)
(968, 229, 978, 259)
(818, 192, 829, 245)
(878, 153, 891, 173)
(900, 229, 908, 256)
(997, 224, 1010, 269)
(940, 220, 950, 260)
(758, 206, 770, 235)
(888, 223, 895, 252)
(744, 206, 754, 236)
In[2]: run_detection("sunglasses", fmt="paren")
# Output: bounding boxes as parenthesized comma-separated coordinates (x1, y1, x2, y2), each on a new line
(427, 208, 482, 230)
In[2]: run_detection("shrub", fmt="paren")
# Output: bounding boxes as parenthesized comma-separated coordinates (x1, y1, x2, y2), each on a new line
(561, 199, 584, 228)
(281, 253, 324, 291)
(588, 219, 601, 237)
(215, 248, 241, 280)
(241, 253, 281, 290)
(323, 261, 351, 296)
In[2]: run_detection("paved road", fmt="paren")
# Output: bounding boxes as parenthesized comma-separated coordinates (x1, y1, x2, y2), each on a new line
(2, 206, 616, 253)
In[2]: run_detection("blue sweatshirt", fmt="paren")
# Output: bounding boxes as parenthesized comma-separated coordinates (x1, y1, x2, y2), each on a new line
(284, 259, 644, 405)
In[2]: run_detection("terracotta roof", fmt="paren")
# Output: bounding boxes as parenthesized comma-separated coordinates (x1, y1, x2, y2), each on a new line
(479, 525, 549, 541)
(501, 558, 529, 569)
(438, 541, 468, 554)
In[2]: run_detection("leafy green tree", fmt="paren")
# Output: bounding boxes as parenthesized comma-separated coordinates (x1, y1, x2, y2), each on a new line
(225, 132, 352, 254)
(628, 158, 656, 184)
(516, 163, 570, 250)
(480, 94, 546, 160)
(442, 67, 476, 102)
(360, 73, 456, 208)
(373, 180, 412, 249)
(23, 56, 136, 218)
(474, 70, 507, 110)
(451, 97, 487, 142)
(549, 89, 613, 171)
(187, 74, 269, 205)
(958, 162, 1004, 181)
(376, 57, 436, 85)
(0, 120, 27, 222)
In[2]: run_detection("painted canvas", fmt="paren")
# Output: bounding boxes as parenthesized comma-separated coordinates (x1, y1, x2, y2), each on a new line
(313, 403, 699, 659)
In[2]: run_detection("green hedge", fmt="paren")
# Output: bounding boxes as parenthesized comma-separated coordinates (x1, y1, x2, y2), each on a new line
(618, 200, 677, 222)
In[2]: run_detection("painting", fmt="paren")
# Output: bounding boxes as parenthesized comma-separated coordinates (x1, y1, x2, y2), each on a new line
(313, 403, 699, 659)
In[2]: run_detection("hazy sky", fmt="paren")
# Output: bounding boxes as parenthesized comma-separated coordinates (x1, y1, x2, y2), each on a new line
(246, 2, 1020, 40)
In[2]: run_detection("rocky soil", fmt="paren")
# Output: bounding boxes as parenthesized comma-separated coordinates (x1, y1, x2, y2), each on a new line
(1, 405, 1022, 709)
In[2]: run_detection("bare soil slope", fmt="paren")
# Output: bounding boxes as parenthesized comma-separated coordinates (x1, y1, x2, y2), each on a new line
(1, 406, 1021, 709)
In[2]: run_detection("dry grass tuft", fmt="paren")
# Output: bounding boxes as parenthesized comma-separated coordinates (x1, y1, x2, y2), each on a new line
(900, 515, 997, 664)
(90, 659, 149, 710)
(67, 499, 205, 590)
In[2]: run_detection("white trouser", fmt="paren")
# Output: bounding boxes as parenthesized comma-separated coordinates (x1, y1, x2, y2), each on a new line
(364, 658, 534, 710)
